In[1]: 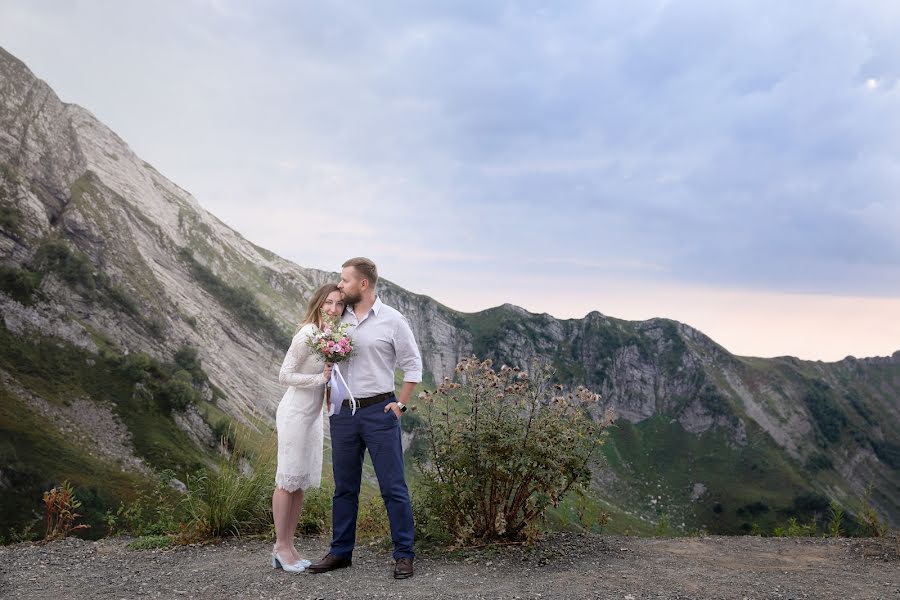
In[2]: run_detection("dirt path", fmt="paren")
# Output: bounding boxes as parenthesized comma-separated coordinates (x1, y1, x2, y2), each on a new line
(0, 533, 897, 599)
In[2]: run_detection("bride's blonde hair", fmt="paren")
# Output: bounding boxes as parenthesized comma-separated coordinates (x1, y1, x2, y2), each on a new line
(297, 283, 341, 332)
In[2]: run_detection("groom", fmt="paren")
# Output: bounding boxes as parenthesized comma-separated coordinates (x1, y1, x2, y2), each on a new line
(308, 257, 422, 579)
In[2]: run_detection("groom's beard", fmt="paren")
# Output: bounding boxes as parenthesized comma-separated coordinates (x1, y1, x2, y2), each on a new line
(341, 290, 362, 305)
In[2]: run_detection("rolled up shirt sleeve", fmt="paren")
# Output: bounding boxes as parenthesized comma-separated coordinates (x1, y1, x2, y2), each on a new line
(394, 316, 423, 383)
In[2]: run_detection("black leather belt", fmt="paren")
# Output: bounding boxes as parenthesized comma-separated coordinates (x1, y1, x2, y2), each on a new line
(342, 391, 394, 409)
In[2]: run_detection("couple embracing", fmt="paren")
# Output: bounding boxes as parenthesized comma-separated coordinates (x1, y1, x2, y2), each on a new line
(272, 257, 421, 579)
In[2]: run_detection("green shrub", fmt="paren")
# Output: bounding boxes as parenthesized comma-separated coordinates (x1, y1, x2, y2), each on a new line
(697, 382, 731, 418)
(106, 471, 183, 537)
(0, 163, 22, 185)
(570, 489, 610, 534)
(117, 350, 205, 414)
(411, 485, 453, 546)
(2, 520, 40, 545)
(0, 205, 22, 235)
(356, 494, 391, 544)
(654, 513, 672, 536)
(33, 239, 96, 290)
(106, 284, 140, 315)
(120, 352, 157, 381)
(145, 318, 166, 338)
(0, 266, 40, 303)
(158, 371, 198, 412)
(296, 484, 332, 535)
(415, 357, 613, 546)
(174, 346, 209, 385)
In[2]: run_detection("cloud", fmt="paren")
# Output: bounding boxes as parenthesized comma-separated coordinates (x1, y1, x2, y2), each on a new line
(2, 0, 900, 359)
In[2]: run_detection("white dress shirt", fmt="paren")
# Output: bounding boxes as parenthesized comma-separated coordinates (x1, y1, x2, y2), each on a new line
(340, 297, 423, 398)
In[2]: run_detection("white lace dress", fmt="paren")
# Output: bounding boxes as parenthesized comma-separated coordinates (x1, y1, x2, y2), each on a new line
(275, 324, 326, 492)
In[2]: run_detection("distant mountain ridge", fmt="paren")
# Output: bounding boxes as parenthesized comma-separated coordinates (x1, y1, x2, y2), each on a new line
(1, 46, 897, 536)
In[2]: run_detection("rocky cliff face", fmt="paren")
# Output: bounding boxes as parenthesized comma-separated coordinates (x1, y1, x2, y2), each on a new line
(1, 46, 897, 533)
(0, 46, 336, 421)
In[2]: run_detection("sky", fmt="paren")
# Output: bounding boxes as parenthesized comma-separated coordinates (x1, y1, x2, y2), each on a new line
(1, 0, 899, 361)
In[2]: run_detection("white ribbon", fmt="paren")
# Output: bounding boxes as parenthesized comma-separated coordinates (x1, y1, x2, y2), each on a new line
(327, 363, 357, 416)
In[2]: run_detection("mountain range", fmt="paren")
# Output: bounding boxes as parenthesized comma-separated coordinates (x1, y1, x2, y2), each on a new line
(1, 46, 897, 537)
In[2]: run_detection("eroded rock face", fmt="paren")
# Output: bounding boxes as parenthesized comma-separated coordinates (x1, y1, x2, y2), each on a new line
(173, 407, 217, 449)
(1, 294, 98, 352)
(380, 282, 474, 382)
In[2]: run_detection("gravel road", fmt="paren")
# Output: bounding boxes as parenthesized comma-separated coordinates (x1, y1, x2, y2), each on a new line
(1, 533, 897, 599)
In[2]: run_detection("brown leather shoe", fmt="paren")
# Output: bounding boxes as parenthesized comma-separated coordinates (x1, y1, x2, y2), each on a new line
(393, 557, 414, 579)
(307, 553, 352, 574)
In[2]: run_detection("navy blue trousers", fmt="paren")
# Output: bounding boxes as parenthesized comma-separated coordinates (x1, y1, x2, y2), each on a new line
(328, 396, 415, 559)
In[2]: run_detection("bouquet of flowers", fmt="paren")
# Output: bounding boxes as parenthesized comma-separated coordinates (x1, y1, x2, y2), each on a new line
(306, 312, 356, 414)
(306, 312, 354, 364)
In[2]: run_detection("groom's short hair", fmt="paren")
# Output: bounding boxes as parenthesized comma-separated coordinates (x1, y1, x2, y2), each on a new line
(342, 257, 378, 286)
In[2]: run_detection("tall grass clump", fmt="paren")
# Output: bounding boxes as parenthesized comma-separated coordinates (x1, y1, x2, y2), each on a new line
(416, 357, 614, 547)
(182, 431, 276, 539)
(826, 501, 844, 537)
(860, 484, 889, 538)
(773, 517, 817, 537)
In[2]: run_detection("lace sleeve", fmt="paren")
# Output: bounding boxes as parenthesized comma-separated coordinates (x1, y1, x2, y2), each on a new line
(279, 326, 326, 388)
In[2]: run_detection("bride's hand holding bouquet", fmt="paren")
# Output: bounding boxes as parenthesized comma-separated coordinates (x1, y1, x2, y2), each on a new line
(306, 312, 354, 413)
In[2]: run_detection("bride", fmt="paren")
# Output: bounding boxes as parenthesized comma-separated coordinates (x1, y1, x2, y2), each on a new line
(272, 283, 345, 573)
